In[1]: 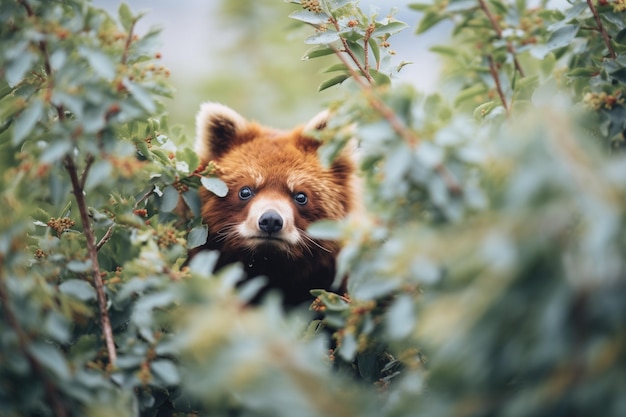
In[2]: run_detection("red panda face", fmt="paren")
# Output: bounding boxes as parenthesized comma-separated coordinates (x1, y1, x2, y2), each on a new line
(194, 103, 355, 260)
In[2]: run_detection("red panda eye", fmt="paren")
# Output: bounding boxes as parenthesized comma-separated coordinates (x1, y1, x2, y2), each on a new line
(238, 186, 253, 200)
(294, 192, 308, 205)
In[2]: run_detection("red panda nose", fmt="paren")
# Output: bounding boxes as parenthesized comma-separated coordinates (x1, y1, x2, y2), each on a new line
(258, 210, 283, 234)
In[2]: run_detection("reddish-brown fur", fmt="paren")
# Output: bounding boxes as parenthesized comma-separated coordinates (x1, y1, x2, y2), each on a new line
(189, 103, 356, 306)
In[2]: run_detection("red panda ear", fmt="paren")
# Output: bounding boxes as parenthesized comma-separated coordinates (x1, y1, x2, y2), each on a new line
(195, 102, 248, 161)
(303, 109, 330, 133)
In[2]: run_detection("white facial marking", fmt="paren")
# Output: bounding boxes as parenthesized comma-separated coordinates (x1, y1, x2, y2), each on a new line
(236, 194, 300, 246)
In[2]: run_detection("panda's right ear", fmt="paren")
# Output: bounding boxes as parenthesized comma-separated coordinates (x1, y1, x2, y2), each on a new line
(195, 102, 248, 161)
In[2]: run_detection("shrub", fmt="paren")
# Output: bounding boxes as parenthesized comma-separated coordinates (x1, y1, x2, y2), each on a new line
(1, 0, 625, 416)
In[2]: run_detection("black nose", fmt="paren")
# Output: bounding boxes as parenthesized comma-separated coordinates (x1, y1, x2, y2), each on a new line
(258, 210, 283, 234)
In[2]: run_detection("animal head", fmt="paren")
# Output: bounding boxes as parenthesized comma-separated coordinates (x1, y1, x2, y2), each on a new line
(195, 102, 356, 258)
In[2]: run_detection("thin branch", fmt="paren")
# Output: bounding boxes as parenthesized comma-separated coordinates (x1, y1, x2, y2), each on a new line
(328, 17, 374, 84)
(488, 55, 510, 116)
(478, 0, 525, 77)
(362, 24, 375, 78)
(120, 18, 137, 65)
(0, 258, 69, 417)
(96, 223, 115, 252)
(330, 45, 463, 195)
(134, 186, 156, 210)
(586, 0, 616, 59)
(97, 186, 155, 252)
(80, 154, 95, 190)
(64, 155, 117, 366)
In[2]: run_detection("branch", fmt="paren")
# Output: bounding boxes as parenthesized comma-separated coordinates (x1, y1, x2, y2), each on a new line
(330, 45, 463, 195)
(488, 55, 510, 116)
(328, 17, 374, 84)
(64, 155, 117, 366)
(80, 154, 95, 190)
(121, 18, 137, 65)
(478, 0, 525, 77)
(586, 0, 616, 59)
(0, 258, 69, 417)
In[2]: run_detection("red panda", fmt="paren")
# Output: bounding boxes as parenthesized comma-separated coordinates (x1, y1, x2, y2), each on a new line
(189, 102, 357, 306)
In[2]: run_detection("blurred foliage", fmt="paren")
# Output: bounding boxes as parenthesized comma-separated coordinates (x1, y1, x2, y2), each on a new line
(1, 0, 625, 416)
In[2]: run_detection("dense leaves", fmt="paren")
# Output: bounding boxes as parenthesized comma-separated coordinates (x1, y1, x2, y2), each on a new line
(1, 0, 625, 416)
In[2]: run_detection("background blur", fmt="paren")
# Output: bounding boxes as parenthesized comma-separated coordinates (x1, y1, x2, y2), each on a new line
(92, 0, 446, 140)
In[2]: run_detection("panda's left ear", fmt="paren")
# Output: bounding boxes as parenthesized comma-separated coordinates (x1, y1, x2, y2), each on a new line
(195, 102, 248, 161)
(302, 109, 330, 134)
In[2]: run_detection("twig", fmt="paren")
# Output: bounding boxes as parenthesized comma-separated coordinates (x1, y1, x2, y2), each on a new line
(80, 154, 95, 190)
(586, 0, 616, 59)
(478, 0, 525, 77)
(0, 258, 69, 417)
(330, 45, 463, 195)
(120, 18, 137, 65)
(96, 223, 115, 251)
(134, 186, 156, 210)
(362, 24, 375, 78)
(487, 55, 510, 116)
(328, 17, 374, 84)
(64, 155, 117, 366)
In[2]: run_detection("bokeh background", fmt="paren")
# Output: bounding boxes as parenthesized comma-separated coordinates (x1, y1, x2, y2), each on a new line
(91, 0, 447, 139)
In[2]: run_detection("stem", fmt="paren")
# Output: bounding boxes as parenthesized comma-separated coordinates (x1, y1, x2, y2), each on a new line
(64, 155, 117, 366)
(586, 0, 616, 59)
(0, 258, 69, 417)
(362, 24, 375, 78)
(488, 55, 510, 116)
(121, 18, 137, 65)
(478, 0, 525, 77)
(328, 17, 374, 84)
(330, 45, 463, 195)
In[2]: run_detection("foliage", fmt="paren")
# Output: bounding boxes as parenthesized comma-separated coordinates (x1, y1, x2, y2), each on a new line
(0, 0, 625, 416)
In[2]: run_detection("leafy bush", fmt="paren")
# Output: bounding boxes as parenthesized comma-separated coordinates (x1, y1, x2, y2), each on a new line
(1, 0, 625, 416)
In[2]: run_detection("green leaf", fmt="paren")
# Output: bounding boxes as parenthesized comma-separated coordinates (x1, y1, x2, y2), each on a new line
(13, 99, 43, 145)
(318, 74, 350, 91)
(6, 50, 37, 87)
(386, 294, 415, 339)
(429, 45, 459, 57)
(161, 185, 180, 212)
(78, 46, 116, 81)
(59, 279, 97, 301)
(369, 69, 391, 85)
(408, 3, 431, 11)
(368, 37, 380, 66)
(531, 24, 579, 59)
(323, 63, 349, 73)
(473, 101, 496, 119)
(372, 21, 408, 38)
(566, 67, 599, 78)
(187, 225, 208, 249)
(416, 11, 446, 34)
(151, 360, 180, 386)
(610, 68, 626, 84)
(188, 251, 220, 275)
(289, 10, 330, 24)
(302, 45, 335, 60)
(124, 80, 156, 113)
(200, 176, 228, 197)
(118, 3, 134, 31)
(339, 332, 358, 361)
(454, 84, 488, 107)
(29, 343, 70, 380)
(307, 220, 342, 240)
(305, 30, 341, 45)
